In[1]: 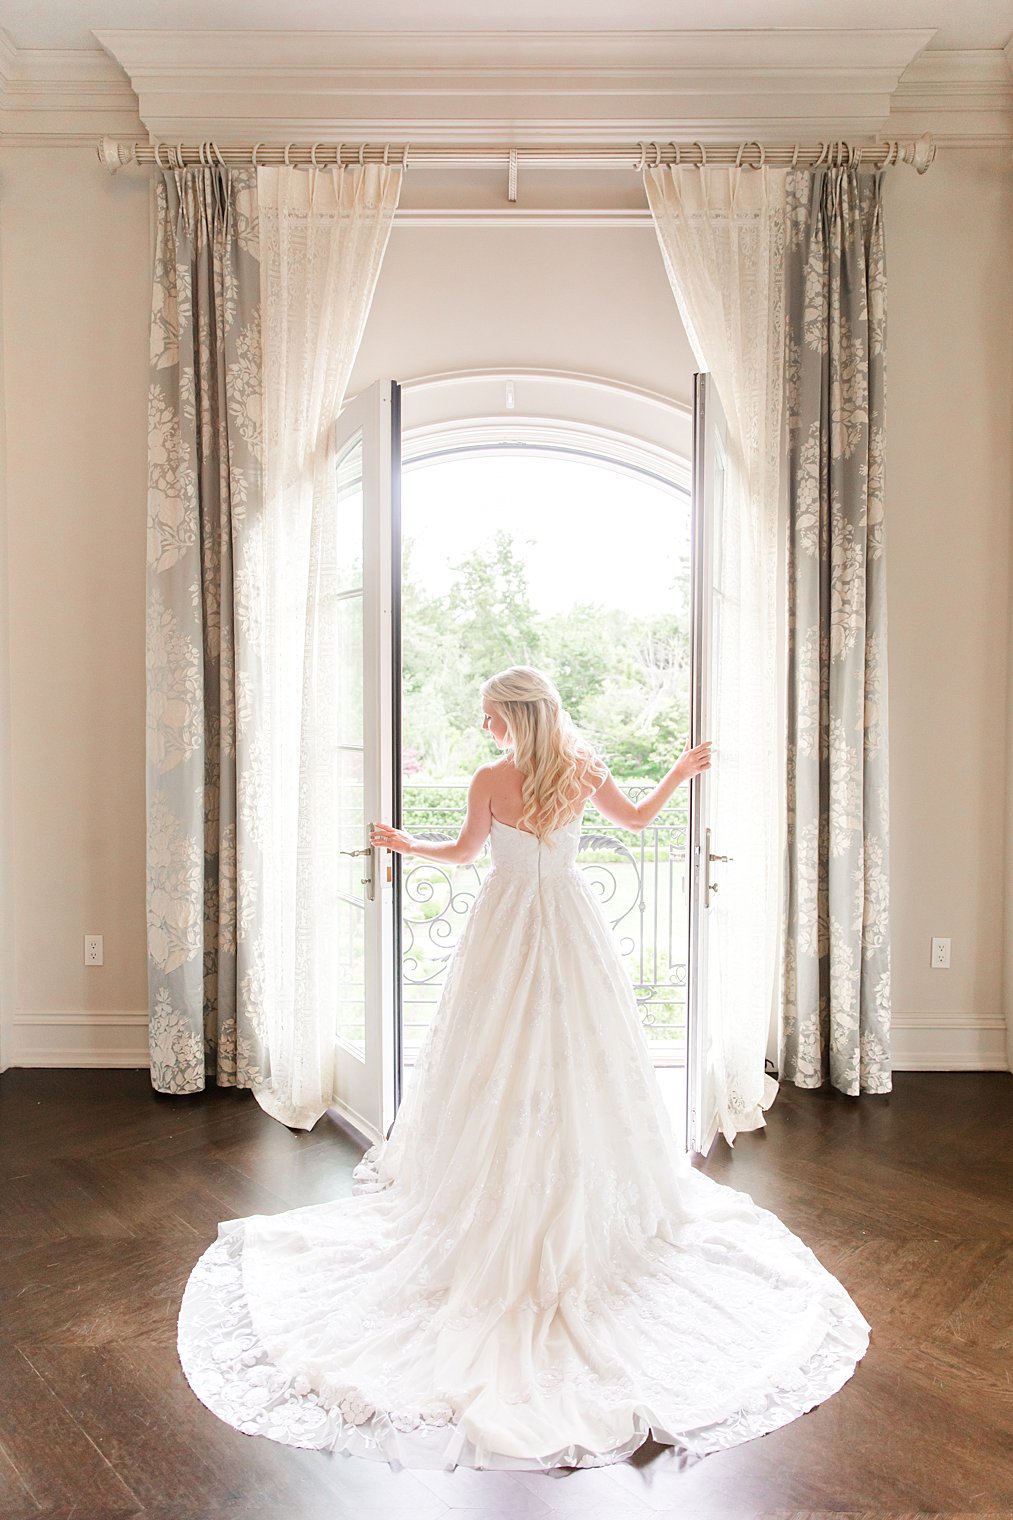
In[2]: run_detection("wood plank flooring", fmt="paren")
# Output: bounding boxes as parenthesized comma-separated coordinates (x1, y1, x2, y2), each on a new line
(1, 1068, 1010, 1519)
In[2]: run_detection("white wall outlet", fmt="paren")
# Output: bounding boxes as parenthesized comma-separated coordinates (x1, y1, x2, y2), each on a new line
(930, 937, 951, 969)
(84, 934, 104, 966)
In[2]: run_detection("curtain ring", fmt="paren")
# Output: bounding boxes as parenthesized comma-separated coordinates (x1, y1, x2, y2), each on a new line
(358, 143, 366, 165)
(692, 140, 707, 167)
(173, 142, 185, 169)
(154, 141, 169, 170)
(335, 142, 344, 169)
(634, 142, 646, 173)
(211, 142, 226, 169)
(853, 143, 863, 168)
(791, 142, 800, 168)
(402, 142, 411, 170)
(814, 140, 828, 167)
(251, 142, 263, 168)
(383, 142, 390, 165)
(735, 142, 744, 167)
(283, 142, 293, 166)
(310, 142, 321, 167)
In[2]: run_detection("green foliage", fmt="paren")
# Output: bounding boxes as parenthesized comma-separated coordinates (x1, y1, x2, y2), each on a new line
(402, 532, 692, 783)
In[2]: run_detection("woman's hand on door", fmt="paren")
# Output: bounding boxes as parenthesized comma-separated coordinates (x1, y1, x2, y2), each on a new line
(677, 739, 712, 782)
(370, 822, 415, 855)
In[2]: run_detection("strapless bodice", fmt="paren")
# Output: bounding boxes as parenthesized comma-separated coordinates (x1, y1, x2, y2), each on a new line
(488, 810, 583, 879)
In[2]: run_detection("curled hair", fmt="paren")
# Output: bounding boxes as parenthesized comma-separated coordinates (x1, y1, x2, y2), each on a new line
(480, 665, 608, 840)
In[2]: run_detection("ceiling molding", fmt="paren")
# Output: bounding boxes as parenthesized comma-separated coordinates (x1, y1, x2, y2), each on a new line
(0, 26, 1009, 148)
(92, 27, 938, 141)
(0, 28, 142, 139)
(888, 46, 1013, 140)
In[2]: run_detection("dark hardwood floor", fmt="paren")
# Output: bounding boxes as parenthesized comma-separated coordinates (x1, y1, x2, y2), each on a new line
(1, 1067, 1010, 1519)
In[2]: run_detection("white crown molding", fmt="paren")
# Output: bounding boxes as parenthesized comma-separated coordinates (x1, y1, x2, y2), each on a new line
(0, 27, 142, 139)
(888, 46, 1013, 141)
(0, 26, 1010, 150)
(92, 27, 937, 141)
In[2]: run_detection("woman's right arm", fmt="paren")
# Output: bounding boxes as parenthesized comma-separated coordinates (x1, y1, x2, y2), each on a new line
(589, 739, 711, 832)
(370, 766, 494, 865)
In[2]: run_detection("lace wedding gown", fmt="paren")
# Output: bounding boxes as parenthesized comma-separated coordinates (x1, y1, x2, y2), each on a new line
(178, 809, 870, 1470)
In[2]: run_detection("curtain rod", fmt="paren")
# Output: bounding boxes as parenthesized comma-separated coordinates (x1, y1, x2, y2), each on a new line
(98, 133, 936, 177)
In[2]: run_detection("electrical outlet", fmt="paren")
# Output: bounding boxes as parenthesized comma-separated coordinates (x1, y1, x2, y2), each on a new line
(84, 934, 104, 967)
(931, 937, 950, 969)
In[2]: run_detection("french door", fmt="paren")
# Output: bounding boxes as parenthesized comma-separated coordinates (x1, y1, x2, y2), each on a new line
(331, 373, 724, 1155)
(331, 379, 402, 1145)
(686, 372, 728, 1155)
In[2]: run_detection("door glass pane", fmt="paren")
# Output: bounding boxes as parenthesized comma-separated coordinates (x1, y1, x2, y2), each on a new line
(336, 594, 364, 747)
(335, 431, 366, 1057)
(336, 896, 366, 1054)
(336, 746, 365, 904)
(335, 435, 364, 593)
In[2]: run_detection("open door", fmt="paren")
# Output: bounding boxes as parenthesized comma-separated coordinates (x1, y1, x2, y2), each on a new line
(332, 379, 402, 1145)
(686, 372, 727, 1155)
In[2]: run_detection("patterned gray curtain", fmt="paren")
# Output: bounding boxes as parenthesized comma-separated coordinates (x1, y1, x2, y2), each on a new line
(781, 166, 892, 1096)
(146, 167, 266, 1094)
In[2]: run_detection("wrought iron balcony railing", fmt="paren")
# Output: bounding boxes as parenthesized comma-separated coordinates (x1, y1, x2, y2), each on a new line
(401, 783, 689, 1060)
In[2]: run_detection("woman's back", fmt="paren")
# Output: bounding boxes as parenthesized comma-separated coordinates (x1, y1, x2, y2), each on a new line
(485, 753, 600, 833)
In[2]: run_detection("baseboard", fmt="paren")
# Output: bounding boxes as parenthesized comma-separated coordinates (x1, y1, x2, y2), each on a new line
(5, 1011, 148, 1069)
(890, 1014, 1009, 1072)
(3, 1010, 1008, 1076)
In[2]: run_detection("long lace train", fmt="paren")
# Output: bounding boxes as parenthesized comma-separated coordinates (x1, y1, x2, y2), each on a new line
(177, 812, 870, 1469)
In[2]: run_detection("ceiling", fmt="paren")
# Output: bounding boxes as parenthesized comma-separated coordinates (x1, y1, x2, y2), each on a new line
(0, 0, 1010, 54)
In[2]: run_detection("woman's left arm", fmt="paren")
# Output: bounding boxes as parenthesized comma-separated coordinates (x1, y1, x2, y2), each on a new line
(370, 766, 493, 865)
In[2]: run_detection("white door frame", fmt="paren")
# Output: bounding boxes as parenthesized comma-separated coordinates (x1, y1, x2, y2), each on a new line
(329, 379, 400, 1146)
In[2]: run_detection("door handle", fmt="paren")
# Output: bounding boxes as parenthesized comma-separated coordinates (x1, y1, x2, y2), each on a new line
(339, 843, 376, 901)
(702, 829, 733, 908)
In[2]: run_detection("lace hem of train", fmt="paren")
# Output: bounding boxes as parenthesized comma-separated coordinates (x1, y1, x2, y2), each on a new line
(177, 1146, 870, 1472)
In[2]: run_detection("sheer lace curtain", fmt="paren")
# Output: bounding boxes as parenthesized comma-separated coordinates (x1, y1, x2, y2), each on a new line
(245, 164, 402, 1129)
(146, 163, 400, 1124)
(643, 166, 788, 1143)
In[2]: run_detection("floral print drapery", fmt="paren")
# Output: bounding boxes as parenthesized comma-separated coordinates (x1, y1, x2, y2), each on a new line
(781, 166, 892, 1095)
(146, 167, 266, 1094)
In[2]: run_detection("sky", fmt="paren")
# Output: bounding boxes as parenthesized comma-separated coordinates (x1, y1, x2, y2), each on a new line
(401, 451, 690, 618)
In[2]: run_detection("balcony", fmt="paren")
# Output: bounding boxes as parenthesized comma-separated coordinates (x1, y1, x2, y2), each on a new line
(400, 782, 689, 1067)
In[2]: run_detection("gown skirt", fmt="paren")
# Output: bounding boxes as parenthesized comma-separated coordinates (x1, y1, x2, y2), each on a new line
(177, 811, 870, 1470)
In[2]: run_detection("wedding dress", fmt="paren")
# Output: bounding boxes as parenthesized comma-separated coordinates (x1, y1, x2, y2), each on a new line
(177, 808, 870, 1470)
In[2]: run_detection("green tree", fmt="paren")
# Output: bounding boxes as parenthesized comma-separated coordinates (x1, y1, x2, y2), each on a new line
(401, 531, 692, 784)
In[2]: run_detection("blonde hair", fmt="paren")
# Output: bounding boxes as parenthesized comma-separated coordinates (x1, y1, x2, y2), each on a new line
(480, 666, 608, 840)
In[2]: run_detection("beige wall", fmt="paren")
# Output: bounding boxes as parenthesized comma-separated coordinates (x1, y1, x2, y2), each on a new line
(0, 143, 1009, 1070)
(882, 146, 1012, 1067)
(1, 147, 150, 1062)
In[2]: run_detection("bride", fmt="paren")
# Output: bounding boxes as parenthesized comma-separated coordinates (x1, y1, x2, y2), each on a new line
(177, 665, 869, 1471)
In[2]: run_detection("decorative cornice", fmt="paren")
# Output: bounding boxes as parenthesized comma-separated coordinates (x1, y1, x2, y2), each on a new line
(0, 27, 1010, 149)
(0, 28, 142, 139)
(889, 46, 1013, 141)
(92, 27, 937, 142)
